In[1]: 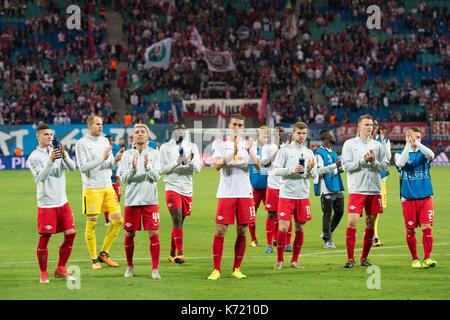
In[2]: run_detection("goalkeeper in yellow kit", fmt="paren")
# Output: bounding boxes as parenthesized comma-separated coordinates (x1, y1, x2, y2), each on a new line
(75, 116, 124, 269)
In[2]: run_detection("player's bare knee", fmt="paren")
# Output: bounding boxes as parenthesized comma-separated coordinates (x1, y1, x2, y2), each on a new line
(148, 230, 158, 237)
(347, 214, 358, 228)
(109, 213, 122, 220)
(295, 222, 305, 233)
(366, 216, 376, 228)
(237, 224, 247, 236)
(421, 224, 431, 230)
(215, 224, 227, 237)
(64, 229, 76, 235)
(39, 233, 52, 237)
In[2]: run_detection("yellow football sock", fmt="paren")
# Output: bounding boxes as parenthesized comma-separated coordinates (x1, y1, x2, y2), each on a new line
(85, 220, 97, 260)
(100, 218, 123, 254)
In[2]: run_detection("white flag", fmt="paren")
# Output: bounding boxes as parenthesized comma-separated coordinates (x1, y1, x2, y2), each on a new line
(188, 26, 204, 49)
(144, 38, 172, 70)
(202, 49, 236, 72)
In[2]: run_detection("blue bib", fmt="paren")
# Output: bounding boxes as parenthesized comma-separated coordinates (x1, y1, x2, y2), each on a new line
(250, 147, 268, 189)
(398, 151, 433, 199)
(314, 146, 344, 195)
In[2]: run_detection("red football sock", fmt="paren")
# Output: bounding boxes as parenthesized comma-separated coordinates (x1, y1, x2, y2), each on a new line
(172, 227, 183, 254)
(124, 233, 135, 267)
(37, 235, 50, 272)
(422, 228, 433, 259)
(249, 223, 257, 242)
(170, 233, 176, 256)
(274, 220, 279, 242)
(266, 217, 275, 246)
(58, 233, 75, 268)
(286, 223, 292, 246)
(291, 231, 304, 263)
(346, 227, 356, 261)
(213, 235, 224, 271)
(104, 211, 109, 222)
(150, 234, 160, 269)
(276, 231, 287, 262)
(233, 235, 247, 270)
(406, 229, 418, 260)
(360, 228, 375, 260)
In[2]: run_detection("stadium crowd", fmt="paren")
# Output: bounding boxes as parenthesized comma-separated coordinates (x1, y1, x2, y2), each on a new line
(0, 0, 448, 125)
(0, 0, 118, 125)
(118, 0, 449, 125)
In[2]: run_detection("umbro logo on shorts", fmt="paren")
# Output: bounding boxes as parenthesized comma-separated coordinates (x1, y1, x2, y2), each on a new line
(279, 212, 286, 217)
(217, 216, 224, 221)
(408, 221, 414, 226)
(349, 205, 357, 210)
(266, 204, 272, 208)
(45, 225, 53, 230)
(168, 203, 173, 208)
(125, 223, 133, 227)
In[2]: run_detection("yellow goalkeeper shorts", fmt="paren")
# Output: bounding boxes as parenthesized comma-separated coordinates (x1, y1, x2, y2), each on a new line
(83, 187, 121, 216)
(381, 179, 387, 209)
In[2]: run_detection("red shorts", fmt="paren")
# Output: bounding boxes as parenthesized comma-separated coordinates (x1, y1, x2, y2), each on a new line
(253, 188, 266, 211)
(402, 197, 434, 228)
(124, 205, 160, 231)
(165, 190, 192, 217)
(112, 182, 121, 199)
(277, 198, 312, 223)
(37, 202, 75, 234)
(215, 198, 255, 225)
(265, 187, 280, 213)
(348, 194, 383, 216)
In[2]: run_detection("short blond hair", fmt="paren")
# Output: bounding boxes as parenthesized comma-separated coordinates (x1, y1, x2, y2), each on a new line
(134, 123, 150, 135)
(292, 122, 308, 131)
(87, 115, 102, 126)
(358, 114, 373, 124)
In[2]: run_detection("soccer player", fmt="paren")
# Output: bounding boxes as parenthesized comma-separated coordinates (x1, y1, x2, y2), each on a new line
(372, 121, 392, 246)
(314, 129, 345, 249)
(159, 122, 201, 264)
(261, 124, 291, 254)
(272, 122, 317, 269)
(207, 114, 260, 280)
(395, 128, 436, 268)
(248, 125, 270, 248)
(75, 115, 124, 270)
(341, 114, 389, 268)
(103, 135, 124, 226)
(27, 123, 76, 283)
(117, 124, 162, 279)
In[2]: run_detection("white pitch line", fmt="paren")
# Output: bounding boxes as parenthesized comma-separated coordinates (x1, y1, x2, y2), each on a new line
(0, 243, 448, 266)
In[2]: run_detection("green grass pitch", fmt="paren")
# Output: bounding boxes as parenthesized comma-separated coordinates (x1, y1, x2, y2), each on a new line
(0, 166, 449, 300)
